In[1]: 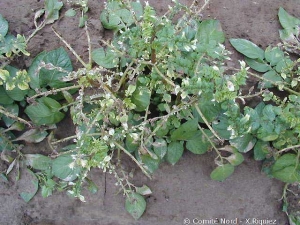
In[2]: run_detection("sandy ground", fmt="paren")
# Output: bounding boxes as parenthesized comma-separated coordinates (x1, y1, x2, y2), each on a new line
(1, 0, 299, 224)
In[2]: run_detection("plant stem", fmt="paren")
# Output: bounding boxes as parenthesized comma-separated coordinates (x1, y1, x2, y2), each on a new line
(52, 26, 89, 69)
(194, 104, 224, 143)
(0, 107, 32, 127)
(276, 144, 300, 154)
(241, 69, 300, 96)
(113, 141, 152, 179)
(26, 85, 81, 102)
(85, 23, 92, 69)
(26, 21, 46, 44)
(153, 65, 176, 87)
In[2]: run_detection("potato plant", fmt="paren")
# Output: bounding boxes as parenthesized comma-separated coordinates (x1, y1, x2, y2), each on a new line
(0, 0, 299, 221)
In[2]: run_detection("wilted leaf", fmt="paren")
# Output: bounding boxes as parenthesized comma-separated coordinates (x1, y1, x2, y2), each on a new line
(15, 129, 48, 143)
(52, 154, 81, 181)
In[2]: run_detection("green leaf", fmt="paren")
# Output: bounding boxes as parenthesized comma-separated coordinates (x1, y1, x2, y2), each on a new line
(65, 8, 76, 17)
(212, 115, 231, 140)
(257, 127, 279, 142)
(52, 154, 81, 181)
(153, 138, 167, 159)
(210, 164, 235, 182)
(226, 152, 244, 166)
(271, 154, 300, 183)
(86, 178, 98, 194)
(41, 179, 56, 198)
(197, 19, 225, 45)
(0, 86, 14, 105)
(262, 70, 283, 88)
(0, 14, 9, 37)
(186, 130, 212, 154)
(230, 38, 264, 60)
(135, 185, 152, 196)
(125, 192, 146, 220)
(20, 170, 39, 202)
(45, 0, 63, 24)
(28, 48, 72, 89)
(25, 154, 52, 171)
(245, 57, 270, 72)
(253, 140, 269, 161)
(125, 133, 139, 153)
(131, 86, 151, 112)
(171, 119, 198, 141)
(278, 7, 300, 34)
(92, 47, 119, 69)
(264, 47, 284, 66)
(100, 1, 141, 30)
(79, 15, 88, 28)
(230, 134, 257, 153)
(141, 154, 160, 173)
(166, 141, 184, 165)
(25, 97, 65, 125)
(193, 94, 222, 123)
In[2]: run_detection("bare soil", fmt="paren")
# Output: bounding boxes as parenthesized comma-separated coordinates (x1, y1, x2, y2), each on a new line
(0, 0, 299, 224)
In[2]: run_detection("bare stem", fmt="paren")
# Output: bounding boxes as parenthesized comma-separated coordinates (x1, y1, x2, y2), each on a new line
(85, 23, 92, 69)
(113, 141, 152, 179)
(52, 26, 89, 68)
(27, 85, 81, 102)
(194, 104, 224, 143)
(0, 107, 32, 127)
(276, 144, 300, 155)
